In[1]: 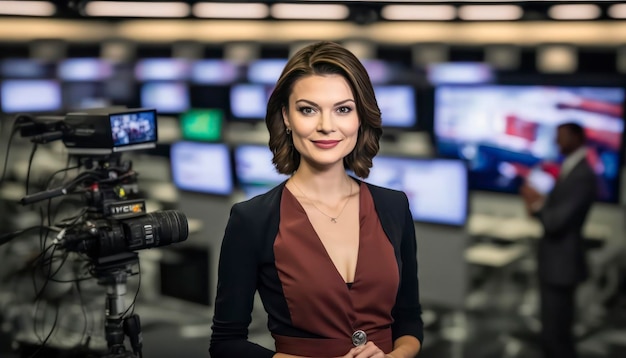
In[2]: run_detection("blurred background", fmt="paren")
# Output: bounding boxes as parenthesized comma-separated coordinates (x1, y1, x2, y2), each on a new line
(0, 1, 626, 357)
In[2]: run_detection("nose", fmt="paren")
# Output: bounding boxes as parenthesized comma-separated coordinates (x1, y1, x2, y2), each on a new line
(317, 111, 335, 133)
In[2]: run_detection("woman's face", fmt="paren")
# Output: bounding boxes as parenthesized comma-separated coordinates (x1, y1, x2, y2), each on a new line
(282, 74, 360, 171)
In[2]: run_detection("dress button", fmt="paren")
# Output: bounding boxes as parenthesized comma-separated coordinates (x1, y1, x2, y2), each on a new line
(352, 330, 367, 346)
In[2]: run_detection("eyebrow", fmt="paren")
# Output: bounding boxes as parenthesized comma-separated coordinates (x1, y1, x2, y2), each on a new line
(294, 99, 355, 108)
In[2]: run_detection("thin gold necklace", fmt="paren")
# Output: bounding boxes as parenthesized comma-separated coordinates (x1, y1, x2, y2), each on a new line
(291, 178, 353, 223)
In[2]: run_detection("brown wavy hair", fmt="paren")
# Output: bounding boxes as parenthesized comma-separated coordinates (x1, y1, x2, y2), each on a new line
(266, 41, 382, 178)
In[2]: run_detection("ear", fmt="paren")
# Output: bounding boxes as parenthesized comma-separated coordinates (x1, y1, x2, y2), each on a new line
(282, 106, 290, 130)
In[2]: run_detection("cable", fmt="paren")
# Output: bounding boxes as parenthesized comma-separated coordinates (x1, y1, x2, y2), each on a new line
(0, 225, 61, 247)
(25, 143, 38, 196)
(0, 114, 34, 184)
(28, 300, 60, 358)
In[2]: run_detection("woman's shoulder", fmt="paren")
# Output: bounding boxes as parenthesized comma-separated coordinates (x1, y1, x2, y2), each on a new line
(362, 181, 408, 203)
(231, 181, 286, 217)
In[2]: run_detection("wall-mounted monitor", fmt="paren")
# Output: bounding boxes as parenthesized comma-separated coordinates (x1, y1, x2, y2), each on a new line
(427, 62, 494, 85)
(365, 156, 469, 226)
(234, 144, 289, 199)
(1, 80, 61, 113)
(58, 58, 113, 81)
(247, 59, 287, 84)
(180, 109, 224, 142)
(62, 82, 110, 110)
(189, 85, 231, 113)
(230, 83, 271, 120)
(374, 85, 417, 128)
(362, 59, 393, 84)
(191, 59, 239, 85)
(140, 82, 189, 114)
(170, 141, 234, 196)
(1, 59, 55, 78)
(434, 85, 625, 203)
(135, 58, 190, 81)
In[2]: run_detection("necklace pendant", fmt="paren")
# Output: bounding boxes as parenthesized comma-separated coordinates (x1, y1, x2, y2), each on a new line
(330, 218, 337, 223)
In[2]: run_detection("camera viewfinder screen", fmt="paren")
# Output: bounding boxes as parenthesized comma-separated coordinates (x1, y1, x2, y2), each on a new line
(110, 110, 157, 147)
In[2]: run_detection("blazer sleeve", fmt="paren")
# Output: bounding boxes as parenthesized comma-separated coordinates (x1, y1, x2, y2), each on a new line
(209, 203, 275, 358)
(537, 170, 596, 237)
(390, 193, 424, 345)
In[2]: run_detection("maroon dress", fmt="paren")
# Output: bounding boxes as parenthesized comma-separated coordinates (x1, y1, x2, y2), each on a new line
(273, 183, 400, 357)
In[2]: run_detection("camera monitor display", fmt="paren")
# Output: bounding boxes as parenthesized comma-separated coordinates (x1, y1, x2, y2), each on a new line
(140, 82, 190, 114)
(180, 109, 224, 142)
(1, 80, 62, 113)
(374, 85, 417, 128)
(234, 144, 289, 199)
(434, 85, 625, 203)
(170, 141, 234, 196)
(365, 156, 468, 226)
(230, 83, 272, 120)
(110, 110, 158, 148)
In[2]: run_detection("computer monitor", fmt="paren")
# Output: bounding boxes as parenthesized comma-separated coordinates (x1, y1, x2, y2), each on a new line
(191, 59, 239, 85)
(426, 62, 495, 85)
(1, 59, 55, 78)
(374, 85, 417, 128)
(180, 109, 224, 142)
(62, 82, 110, 110)
(140, 82, 190, 114)
(434, 85, 625, 203)
(170, 141, 234, 196)
(233, 144, 289, 199)
(365, 156, 469, 226)
(247, 59, 287, 84)
(230, 83, 272, 120)
(1, 80, 62, 113)
(58, 58, 113, 81)
(135, 58, 190, 81)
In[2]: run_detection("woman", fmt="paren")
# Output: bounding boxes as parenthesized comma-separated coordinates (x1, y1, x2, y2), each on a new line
(210, 41, 423, 358)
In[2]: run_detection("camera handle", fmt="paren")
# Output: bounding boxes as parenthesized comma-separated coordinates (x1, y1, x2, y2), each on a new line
(94, 253, 143, 358)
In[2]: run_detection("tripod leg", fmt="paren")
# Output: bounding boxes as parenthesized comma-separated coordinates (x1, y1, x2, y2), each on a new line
(123, 314, 143, 358)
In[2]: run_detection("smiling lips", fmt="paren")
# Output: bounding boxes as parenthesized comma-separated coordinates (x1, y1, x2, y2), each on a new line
(312, 140, 341, 149)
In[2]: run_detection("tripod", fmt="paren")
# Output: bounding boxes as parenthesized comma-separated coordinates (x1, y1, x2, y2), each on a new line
(93, 252, 143, 358)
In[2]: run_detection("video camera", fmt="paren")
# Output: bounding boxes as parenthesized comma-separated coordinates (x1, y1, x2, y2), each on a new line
(2, 107, 189, 358)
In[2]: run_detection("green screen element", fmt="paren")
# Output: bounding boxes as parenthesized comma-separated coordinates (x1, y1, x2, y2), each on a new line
(180, 109, 223, 142)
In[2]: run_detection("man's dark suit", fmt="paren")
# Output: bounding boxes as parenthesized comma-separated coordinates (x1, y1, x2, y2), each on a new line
(534, 158, 597, 358)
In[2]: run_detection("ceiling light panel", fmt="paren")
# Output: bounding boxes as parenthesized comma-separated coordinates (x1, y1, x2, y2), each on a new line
(458, 5, 523, 21)
(548, 4, 601, 20)
(84, 1, 190, 18)
(0, 1, 55, 16)
(382, 5, 456, 21)
(193, 3, 269, 19)
(271, 3, 350, 20)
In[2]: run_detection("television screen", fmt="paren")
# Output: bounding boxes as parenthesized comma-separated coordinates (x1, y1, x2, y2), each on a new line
(374, 85, 417, 128)
(1, 80, 61, 113)
(1, 59, 55, 78)
(230, 83, 271, 120)
(180, 109, 223, 142)
(62, 82, 110, 110)
(140, 82, 189, 114)
(247, 59, 287, 84)
(362, 59, 393, 84)
(110, 110, 158, 147)
(58, 58, 113, 81)
(135, 58, 190, 81)
(189, 85, 231, 112)
(434, 85, 625, 203)
(170, 141, 234, 196)
(427, 62, 494, 85)
(191, 59, 239, 84)
(234, 144, 289, 199)
(365, 156, 468, 226)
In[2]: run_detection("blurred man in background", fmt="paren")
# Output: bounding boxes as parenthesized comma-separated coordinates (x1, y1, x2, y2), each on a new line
(520, 122, 598, 358)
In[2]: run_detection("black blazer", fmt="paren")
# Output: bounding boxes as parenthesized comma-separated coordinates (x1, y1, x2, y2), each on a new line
(209, 179, 423, 357)
(535, 159, 597, 286)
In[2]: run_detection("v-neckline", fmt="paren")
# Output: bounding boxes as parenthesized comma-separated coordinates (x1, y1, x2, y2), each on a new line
(284, 183, 362, 288)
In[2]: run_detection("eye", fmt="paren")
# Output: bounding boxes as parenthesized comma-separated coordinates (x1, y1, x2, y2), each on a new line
(337, 106, 353, 114)
(297, 106, 316, 115)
